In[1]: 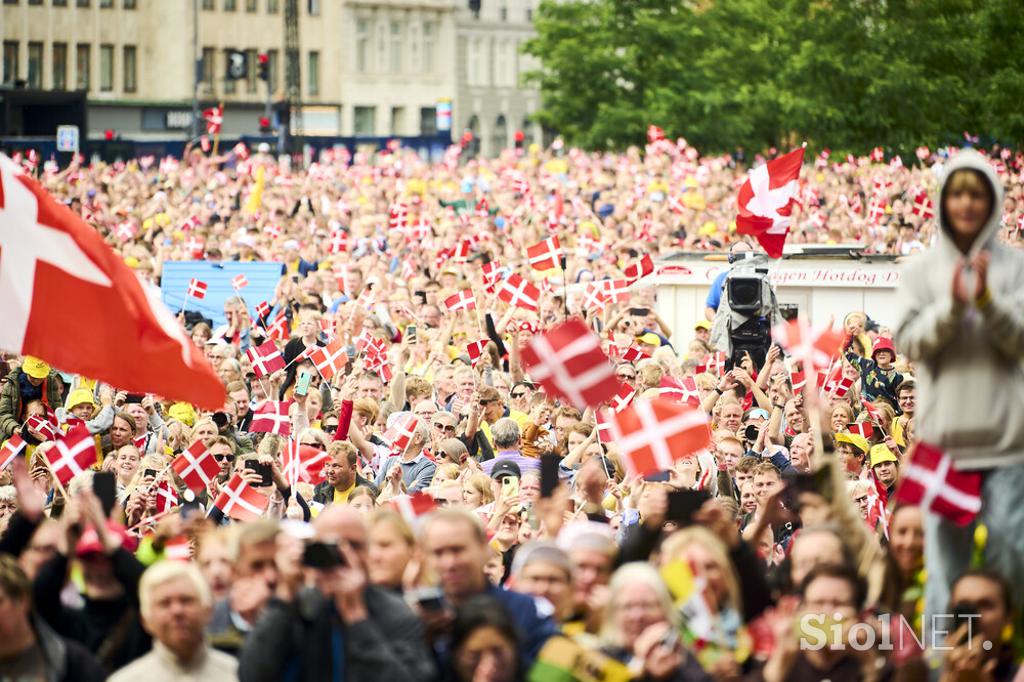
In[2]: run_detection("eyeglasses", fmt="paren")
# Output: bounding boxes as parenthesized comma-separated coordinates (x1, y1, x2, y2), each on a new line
(213, 454, 234, 462)
(434, 423, 456, 434)
(323, 425, 338, 434)
(300, 441, 324, 450)
(479, 399, 496, 406)
(511, 391, 528, 399)
(616, 373, 636, 380)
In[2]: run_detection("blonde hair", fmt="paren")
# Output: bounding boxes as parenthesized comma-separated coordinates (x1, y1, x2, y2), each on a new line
(599, 562, 679, 647)
(945, 168, 992, 198)
(660, 526, 742, 615)
(463, 472, 494, 506)
(139, 561, 211, 621)
(367, 508, 415, 548)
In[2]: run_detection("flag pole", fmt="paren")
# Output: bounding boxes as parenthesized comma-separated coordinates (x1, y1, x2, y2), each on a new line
(559, 255, 569, 320)
(212, 101, 224, 156)
(42, 458, 70, 500)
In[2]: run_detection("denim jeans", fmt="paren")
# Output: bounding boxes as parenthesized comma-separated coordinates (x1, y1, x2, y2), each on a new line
(923, 462, 1024, 631)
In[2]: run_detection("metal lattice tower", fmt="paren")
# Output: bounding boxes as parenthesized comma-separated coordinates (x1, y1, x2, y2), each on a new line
(284, 0, 301, 150)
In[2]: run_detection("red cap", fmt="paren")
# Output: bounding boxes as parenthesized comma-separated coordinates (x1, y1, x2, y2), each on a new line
(872, 337, 896, 360)
(75, 520, 137, 557)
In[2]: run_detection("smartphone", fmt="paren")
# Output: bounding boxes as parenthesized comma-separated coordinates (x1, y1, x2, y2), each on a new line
(413, 586, 446, 612)
(644, 470, 671, 483)
(540, 454, 561, 499)
(180, 497, 203, 521)
(295, 370, 312, 397)
(666, 490, 710, 525)
(143, 468, 158, 479)
(93, 472, 118, 518)
(629, 307, 649, 317)
(501, 476, 520, 499)
(406, 325, 417, 342)
(124, 393, 144, 405)
(302, 541, 344, 569)
(247, 460, 273, 487)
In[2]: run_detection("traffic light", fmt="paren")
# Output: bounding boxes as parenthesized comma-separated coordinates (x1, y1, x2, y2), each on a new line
(257, 53, 269, 82)
(259, 116, 272, 133)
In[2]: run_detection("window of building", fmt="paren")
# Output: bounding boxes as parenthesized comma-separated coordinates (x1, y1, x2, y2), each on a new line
(495, 39, 507, 87)
(99, 0, 112, 7)
(123, 45, 136, 92)
(53, 0, 67, 6)
(53, 43, 67, 89)
(307, 0, 319, 15)
(123, 0, 136, 8)
(4, 0, 19, 6)
(408, 24, 419, 75)
(267, 48, 278, 91)
(522, 116, 534, 147)
(389, 21, 402, 73)
(29, 0, 44, 6)
(526, 8, 533, 21)
(2, 42, 17, 85)
(267, 0, 278, 11)
(223, 50, 236, 93)
(420, 107, 437, 136)
(224, 0, 236, 10)
(307, 50, 319, 95)
(76, 43, 90, 90)
(202, 0, 213, 9)
(246, 0, 256, 11)
(391, 106, 405, 135)
(376, 23, 386, 73)
(246, 48, 258, 92)
(354, 106, 375, 136)
(76, 0, 89, 6)
(27, 42, 43, 88)
(493, 114, 508, 154)
(500, 6, 507, 20)
(99, 44, 113, 91)
(201, 47, 215, 92)
(422, 21, 435, 72)
(356, 19, 369, 73)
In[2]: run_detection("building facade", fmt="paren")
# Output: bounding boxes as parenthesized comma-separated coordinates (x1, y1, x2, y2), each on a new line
(2, 0, 539, 155)
(454, 0, 540, 157)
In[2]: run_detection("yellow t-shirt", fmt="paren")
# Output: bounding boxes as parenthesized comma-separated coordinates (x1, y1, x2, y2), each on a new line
(333, 482, 356, 504)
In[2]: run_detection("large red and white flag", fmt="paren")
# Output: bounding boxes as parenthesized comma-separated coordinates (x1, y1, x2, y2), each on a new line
(443, 289, 477, 312)
(384, 414, 421, 454)
(610, 383, 636, 413)
(496, 274, 540, 312)
(623, 253, 654, 284)
(281, 439, 330, 488)
(520, 318, 620, 411)
(0, 156, 224, 409)
(44, 430, 99, 485)
(772, 318, 842, 370)
(894, 443, 982, 527)
(526, 236, 563, 271)
(736, 147, 805, 258)
(0, 434, 27, 470)
(250, 400, 292, 435)
(267, 312, 290, 341)
(848, 421, 874, 440)
(621, 345, 650, 363)
(391, 491, 436, 524)
(203, 105, 223, 135)
(214, 473, 269, 522)
(171, 440, 221, 493)
(308, 339, 347, 380)
(246, 340, 285, 379)
(155, 480, 180, 515)
(659, 376, 701, 408)
(600, 398, 712, 478)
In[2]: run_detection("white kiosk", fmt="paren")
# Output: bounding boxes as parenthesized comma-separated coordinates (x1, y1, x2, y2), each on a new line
(654, 246, 904, 345)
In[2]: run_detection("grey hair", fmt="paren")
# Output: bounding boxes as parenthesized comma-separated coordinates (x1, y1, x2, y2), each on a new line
(138, 561, 212, 621)
(491, 418, 521, 450)
(599, 562, 679, 648)
(0, 486, 15, 504)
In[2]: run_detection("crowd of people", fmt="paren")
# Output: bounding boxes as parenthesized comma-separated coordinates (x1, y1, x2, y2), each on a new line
(0, 135, 1022, 681)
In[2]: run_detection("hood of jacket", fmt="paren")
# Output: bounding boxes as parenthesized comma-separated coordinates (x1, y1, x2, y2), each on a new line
(937, 149, 1005, 259)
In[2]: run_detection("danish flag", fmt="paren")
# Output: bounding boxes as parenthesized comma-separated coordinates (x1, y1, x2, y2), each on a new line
(0, 434, 27, 470)
(894, 443, 982, 526)
(231, 274, 249, 291)
(735, 147, 805, 258)
(264, 224, 282, 239)
(171, 440, 221, 493)
(213, 473, 270, 522)
(309, 339, 347, 380)
(610, 383, 636, 413)
(861, 399, 883, 422)
(250, 400, 292, 435)
(520, 318, 620, 411)
(466, 339, 489, 367)
(829, 376, 855, 398)
(848, 422, 874, 440)
(444, 289, 477, 312)
(155, 480, 180, 514)
(187, 278, 207, 299)
(911, 192, 934, 220)
(772, 319, 842, 370)
(659, 376, 701, 408)
(497, 274, 540, 312)
(622, 345, 650, 363)
(329, 230, 348, 254)
(388, 202, 409, 229)
(267, 312, 290, 341)
(245, 340, 285, 379)
(202, 105, 223, 135)
(696, 352, 726, 376)
(601, 279, 631, 303)
(390, 491, 437, 523)
(526, 237, 563, 271)
(599, 398, 711, 479)
(115, 221, 137, 241)
(623, 253, 654, 284)
(647, 125, 666, 144)
(789, 370, 806, 392)
(44, 430, 99, 486)
(281, 439, 330, 487)
(384, 414, 421, 454)
(26, 415, 57, 441)
(185, 235, 203, 256)
(582, 282, 610, 314)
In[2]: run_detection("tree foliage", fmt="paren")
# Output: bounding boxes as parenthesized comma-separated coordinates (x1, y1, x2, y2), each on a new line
(522, 0, 1024, 154)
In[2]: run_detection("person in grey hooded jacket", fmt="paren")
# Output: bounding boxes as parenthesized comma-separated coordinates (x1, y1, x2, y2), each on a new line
(894, 148, 1024, 623)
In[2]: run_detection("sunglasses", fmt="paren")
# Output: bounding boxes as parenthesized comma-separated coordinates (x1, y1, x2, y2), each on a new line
(300, 441, 324, 450)
(323, 425, 338, 434)
(479, 399, 496, 406)
(434, 423, 456, 434)
(511, 391, 528, 399)
(213, 454, 234, 462)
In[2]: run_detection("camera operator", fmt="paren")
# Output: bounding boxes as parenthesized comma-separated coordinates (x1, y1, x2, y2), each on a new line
(710, 246, 780, 370)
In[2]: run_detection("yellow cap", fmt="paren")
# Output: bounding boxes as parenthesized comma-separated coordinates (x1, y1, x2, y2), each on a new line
(694, 320, 711, 331)
(22, 356, 50, 380)
(835, 432, 869, 454)
(167, 402, 197, 427)
(65, 388, 96, 411)
(869, 444, 899, 467)
(636, 332, 661, 347)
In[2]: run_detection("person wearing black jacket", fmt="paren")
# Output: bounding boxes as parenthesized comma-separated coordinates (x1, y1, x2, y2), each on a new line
(237, 506, 434, 682)
(33, 492, 150, 673)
